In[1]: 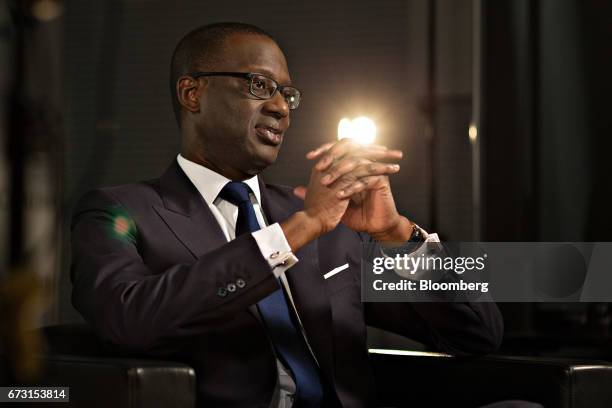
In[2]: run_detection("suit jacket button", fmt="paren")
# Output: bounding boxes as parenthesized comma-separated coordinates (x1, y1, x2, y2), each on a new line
(227, 283, 237, 293)
(217, 287, 228, 297)
(236, 278, 246, 288)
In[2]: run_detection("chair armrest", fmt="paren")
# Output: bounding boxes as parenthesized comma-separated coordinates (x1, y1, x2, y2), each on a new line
(369, 349, 612, 408)
(3, 325, 198, 408)
(40, 354, 196, 408)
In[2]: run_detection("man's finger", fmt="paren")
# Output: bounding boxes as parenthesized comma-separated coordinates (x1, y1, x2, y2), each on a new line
(315, 139, 360, 171)
(306, 143, 334, 160)
(337, 175, 386, 198)
(316, 145, 403, 172)
(320, 150, 403, 185)
(306, 142, 389, 160)
(320, 158, 366, 185)
(326, 162, 400, 187)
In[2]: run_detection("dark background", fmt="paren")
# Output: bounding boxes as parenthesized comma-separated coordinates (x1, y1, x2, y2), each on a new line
(1, 0, 611, 357)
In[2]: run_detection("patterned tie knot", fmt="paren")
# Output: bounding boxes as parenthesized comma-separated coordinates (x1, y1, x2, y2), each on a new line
(219, 181, 252, 206)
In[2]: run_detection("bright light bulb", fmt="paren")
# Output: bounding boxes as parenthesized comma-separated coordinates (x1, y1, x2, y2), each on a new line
(337, 116, 377, 145)
(338, 118, 353, 140)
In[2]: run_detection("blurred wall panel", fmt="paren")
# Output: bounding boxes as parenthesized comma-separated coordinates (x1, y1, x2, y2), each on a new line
(435, 0, 474, 240)
(481, 0, 612, 338)
(481, 0, 538, 242)
(26, 7, 64, 325)
(538, 0, 590, 241)
(0, 2, 9, 269)
(584, 0, 612, 241)
(0, 2, 64, 325)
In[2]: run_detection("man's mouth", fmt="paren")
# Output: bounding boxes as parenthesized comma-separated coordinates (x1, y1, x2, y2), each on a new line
(255, 125, 283, 146)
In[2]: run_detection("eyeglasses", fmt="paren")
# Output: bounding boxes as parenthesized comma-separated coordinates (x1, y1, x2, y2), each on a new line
(187, 71, 302, 110)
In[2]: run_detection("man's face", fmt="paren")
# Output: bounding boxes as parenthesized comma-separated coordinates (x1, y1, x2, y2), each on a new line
(192, 33, 292, 178)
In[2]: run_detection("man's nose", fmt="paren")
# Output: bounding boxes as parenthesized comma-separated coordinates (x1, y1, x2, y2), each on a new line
(262, 92, 289, 119)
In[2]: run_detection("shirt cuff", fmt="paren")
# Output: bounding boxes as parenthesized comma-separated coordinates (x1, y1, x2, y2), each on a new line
(251, 223, 299, 278)
(379, 229, 443, 280)
(424, 232, 440, 243)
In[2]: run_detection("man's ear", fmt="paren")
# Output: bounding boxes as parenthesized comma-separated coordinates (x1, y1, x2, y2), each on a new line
(177, 76, 205, 113)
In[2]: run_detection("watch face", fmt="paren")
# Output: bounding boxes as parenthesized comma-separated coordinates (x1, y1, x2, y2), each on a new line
(409, 225, 424, 242)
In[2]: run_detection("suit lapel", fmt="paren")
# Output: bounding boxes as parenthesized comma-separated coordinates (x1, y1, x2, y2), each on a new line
(258, 178, 336, 385)
(154, 160, 227, 258)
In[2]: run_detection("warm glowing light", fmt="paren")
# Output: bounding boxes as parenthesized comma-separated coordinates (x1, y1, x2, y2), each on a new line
(468, 123, 478, 144)
(337, 116, 377, 145)
(338, 118, 352, 140)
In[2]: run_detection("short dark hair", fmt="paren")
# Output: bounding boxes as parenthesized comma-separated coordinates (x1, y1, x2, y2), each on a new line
(169, 22, 276, 127)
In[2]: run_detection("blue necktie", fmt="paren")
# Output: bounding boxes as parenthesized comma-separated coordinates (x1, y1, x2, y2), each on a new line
(219, 181, 324, 406)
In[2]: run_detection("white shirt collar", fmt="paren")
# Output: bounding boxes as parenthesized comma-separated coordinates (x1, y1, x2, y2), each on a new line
(176, 154, 261, 205)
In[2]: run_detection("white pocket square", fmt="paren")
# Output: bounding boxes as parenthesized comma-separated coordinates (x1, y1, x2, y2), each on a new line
(323, 263, 349, 280)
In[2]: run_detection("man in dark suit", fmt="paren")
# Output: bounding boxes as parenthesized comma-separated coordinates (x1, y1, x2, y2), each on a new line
(71, 22, 503, 407)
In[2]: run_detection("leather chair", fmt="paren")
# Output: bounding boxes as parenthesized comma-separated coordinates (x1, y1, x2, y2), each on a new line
(369, 349, 612, 407)
(4, 324, 612, 407)
(2, 325, 196, 408)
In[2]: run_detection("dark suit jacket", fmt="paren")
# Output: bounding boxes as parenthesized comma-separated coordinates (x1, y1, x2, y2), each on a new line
(71, 160, 503, 407)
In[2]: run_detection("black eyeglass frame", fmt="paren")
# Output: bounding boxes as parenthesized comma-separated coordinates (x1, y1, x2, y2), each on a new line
(186, 71, 301, 110)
